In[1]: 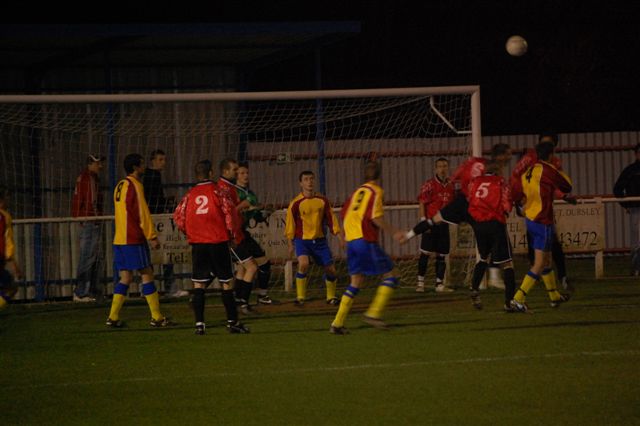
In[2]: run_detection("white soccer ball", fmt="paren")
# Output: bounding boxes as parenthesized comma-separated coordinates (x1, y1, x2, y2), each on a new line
(505, 35, 528, 57)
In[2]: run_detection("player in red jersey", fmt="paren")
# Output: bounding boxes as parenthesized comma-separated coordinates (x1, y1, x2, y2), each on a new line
(216, 158, 260, 315)
(174, 160, 249, 335)
(401, 157, 487, 244)
(466, 148, 518, 311)
(401, 145, 511, 243)
(511, 133, 575, 292)
(415, 158, 455, 293)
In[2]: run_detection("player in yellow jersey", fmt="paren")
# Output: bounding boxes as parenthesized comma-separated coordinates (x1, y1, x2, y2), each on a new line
(285, 170, 342, 306)
(330, 162, 404, 334)
(0, 187, 23, 311)
(106, 153, 173, 328)
(510, 141, 573, 312)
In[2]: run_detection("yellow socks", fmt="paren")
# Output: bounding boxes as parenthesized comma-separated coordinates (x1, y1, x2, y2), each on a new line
(541, 269, 562, 301)
(295, 272, 308, 301)
(331, 285, 359, 327)
(108, 283, 129, 320)
(142, 282, 163, 321)
(514, 272, 539, 303)
(0, 293, 8, 310)
(364, 277, 398, 319)
(325, 275, 337, 301)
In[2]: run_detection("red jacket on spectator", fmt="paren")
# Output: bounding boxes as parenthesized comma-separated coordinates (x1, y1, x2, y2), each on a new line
(71, 169, 103, 217)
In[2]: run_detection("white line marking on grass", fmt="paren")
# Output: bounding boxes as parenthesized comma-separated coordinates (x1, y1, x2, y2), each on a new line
(5, 349, 640, 390)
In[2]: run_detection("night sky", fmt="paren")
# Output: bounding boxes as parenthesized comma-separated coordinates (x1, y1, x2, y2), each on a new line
(244, 0, 640, 135)
(5, 0, 640, 135)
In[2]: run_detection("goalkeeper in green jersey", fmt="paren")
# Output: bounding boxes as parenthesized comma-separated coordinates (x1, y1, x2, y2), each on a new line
(235, 162, 277, 305)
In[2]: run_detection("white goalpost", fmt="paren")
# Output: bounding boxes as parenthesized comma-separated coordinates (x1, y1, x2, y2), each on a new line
(0, 86, 482, 301)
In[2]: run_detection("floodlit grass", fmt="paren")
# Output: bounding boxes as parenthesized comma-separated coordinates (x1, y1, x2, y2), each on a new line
(2, 257, 639, 425)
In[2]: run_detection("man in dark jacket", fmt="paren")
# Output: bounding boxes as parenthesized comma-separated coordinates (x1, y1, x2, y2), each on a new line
(613, 143, 640, 275)
(143, 150, 185, 297)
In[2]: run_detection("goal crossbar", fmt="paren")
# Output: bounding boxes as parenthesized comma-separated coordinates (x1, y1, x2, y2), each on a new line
(0, 86, 479, 104)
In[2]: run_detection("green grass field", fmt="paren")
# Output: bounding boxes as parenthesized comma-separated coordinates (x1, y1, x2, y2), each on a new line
(2, 258, 640, 425)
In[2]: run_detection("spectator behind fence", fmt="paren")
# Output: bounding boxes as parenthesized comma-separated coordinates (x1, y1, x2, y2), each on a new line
(613, 143, 640, 276)
(71, 154, 105, 302)
(142, 149, 185, 298)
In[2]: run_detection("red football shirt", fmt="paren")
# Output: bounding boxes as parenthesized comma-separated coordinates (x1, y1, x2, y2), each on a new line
(418, 176, 454, 218)
(467, 174, 513, 224)
(451, 157, 486, 197)
(216, 177, 245, 244)
(184, 180, 236, 244)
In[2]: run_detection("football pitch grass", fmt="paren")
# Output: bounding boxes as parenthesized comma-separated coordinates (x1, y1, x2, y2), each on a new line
(2, 258, 640, 425)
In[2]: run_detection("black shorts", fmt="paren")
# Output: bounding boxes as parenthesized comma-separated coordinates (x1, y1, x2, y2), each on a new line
(231, 230, 265, 263)
(420, 223, 450, 255)
(439, 193, 470, 225)
(191, 242, 234, 284)
(471, 220, 513, 264)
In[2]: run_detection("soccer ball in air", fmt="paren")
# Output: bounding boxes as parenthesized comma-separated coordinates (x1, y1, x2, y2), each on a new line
(505, 35, 528, 57)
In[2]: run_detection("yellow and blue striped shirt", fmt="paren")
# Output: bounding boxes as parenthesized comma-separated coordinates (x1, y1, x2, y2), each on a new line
(285, 193, 340, 240)
(113, 176, 156, 245)
(342, 181, 384, 242)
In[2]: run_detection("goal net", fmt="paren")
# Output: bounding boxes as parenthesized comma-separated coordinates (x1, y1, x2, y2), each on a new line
(0, 87, 481, 301)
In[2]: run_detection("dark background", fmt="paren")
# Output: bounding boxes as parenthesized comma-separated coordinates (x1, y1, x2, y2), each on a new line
(3, 0, 639, 135)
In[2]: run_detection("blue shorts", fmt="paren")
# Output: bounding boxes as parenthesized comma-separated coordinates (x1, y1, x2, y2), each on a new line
(346, 238, 393, 276)
(526, 219, 555, 251)
(113, 244, 152, 271)
(294, 238, 334, 267)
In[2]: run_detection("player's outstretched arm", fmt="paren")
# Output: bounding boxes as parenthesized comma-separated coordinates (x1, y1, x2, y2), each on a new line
(372, 217, 391, 232)
(393, 230, 407, 243)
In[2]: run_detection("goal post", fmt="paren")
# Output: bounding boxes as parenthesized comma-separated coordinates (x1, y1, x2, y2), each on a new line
(0, 86, 482, 300)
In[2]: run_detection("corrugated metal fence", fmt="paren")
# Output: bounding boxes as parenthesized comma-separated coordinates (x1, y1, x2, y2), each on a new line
(8, 131, 640, 300)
